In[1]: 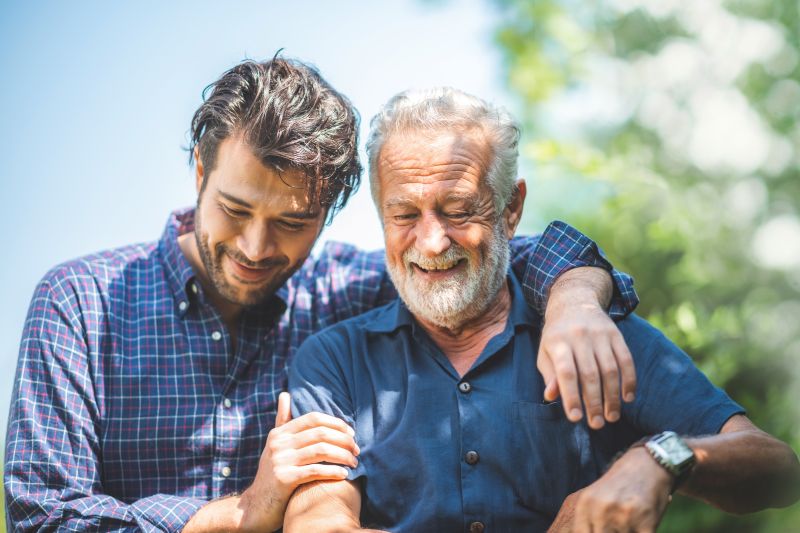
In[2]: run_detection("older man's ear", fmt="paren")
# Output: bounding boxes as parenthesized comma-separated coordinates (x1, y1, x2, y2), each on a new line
(503, 179, 527, 239)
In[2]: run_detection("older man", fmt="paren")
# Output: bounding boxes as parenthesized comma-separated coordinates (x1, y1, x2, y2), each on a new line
(286, 88, 800, 532)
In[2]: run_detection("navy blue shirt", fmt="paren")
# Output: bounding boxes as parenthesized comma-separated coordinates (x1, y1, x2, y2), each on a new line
(290, 276, 743, 532)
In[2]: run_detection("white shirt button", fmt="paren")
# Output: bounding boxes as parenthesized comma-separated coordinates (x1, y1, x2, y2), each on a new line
(211, 331, 222, 341)
(221, 466, 231, 478)
(178, 301, 188, 312)
(223, 398, 232, 409)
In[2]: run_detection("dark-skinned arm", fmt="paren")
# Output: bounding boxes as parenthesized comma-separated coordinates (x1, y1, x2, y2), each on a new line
(553, 415, 800, 532)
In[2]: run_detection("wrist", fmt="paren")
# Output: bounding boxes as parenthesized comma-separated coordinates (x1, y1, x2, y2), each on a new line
(624, 447, 674, 494)
(544, 288, 604, 321)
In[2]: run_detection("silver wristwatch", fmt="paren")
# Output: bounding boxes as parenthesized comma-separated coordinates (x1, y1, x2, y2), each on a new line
(645, 431, 696, 492)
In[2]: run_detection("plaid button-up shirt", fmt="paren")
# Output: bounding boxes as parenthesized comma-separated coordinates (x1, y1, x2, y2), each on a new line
(5, 208, 637, 532)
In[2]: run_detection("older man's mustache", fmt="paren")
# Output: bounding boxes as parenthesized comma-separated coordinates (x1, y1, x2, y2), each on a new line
(403, 245, 469, 272)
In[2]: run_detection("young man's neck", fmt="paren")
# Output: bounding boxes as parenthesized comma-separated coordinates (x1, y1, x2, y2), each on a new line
(177, 233, 243, 335)
(415, 282, 511, 377)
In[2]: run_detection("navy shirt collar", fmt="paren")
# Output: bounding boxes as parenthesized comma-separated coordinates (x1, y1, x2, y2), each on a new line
(365, 269, 540, 334)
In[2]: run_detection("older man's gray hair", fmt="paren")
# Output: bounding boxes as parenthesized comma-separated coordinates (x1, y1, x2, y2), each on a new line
(365, 87, 521, 213)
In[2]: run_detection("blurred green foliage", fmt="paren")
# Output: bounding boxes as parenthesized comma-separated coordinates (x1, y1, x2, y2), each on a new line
(492, 0, 800, 530)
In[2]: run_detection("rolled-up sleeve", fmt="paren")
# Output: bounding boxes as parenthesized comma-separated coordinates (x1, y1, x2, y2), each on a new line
(516, 220, 638, 319)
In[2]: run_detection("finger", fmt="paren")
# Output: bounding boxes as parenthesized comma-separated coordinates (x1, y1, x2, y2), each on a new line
(291, 425, 360, 455)
(611, 331, 637, 403)
(594, 339, 621, 423)
(544, 378, 560, 404)
(279, 411, 355, 437)
(285, 463, 350, 487)
(537, 345, 559, 402)
(294, 442, 358, 468)
(275, 392, 292, 427)
(549, 343, 583, 422)
(573, 336, 605, 430)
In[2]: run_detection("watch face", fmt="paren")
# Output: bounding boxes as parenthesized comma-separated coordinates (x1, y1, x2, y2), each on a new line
(660, 436, 694, 464)
(653, 434, 694, 466)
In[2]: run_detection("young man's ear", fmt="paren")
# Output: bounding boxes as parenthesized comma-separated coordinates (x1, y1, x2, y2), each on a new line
(503, 179, 526, 239)
(194, 146, 205, 194)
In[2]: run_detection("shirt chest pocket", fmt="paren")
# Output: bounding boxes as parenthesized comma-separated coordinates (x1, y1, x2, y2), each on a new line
(511, 400, 589, 518)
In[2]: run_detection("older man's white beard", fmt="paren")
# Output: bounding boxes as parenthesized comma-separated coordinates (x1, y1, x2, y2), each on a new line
(387, 222, 510, 330)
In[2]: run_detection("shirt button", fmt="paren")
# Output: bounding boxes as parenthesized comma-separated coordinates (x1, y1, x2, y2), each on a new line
(223, 397, 232, 409)
(465, 450, 480, 465)
(190, 283, 198, 294)
(469, 521, 485, 533)
(221, 466, 231, 478)
(211, 331, 222, 341)
(458, 381, 472, 393)
(178, 301, 188, 312)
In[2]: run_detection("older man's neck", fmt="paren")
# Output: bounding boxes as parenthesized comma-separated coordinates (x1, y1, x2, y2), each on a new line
(418, 283, 512, 377)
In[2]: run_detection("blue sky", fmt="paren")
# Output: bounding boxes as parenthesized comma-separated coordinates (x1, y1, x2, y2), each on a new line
(0, 1, 516, 436)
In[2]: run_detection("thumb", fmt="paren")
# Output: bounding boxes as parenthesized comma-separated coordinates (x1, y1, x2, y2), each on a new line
(276, 391, 292, 427)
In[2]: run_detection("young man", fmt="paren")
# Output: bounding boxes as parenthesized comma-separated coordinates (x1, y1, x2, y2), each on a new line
(5, 59, 638, 532)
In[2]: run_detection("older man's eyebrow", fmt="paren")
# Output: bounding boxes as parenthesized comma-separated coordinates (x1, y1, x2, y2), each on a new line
(383, 197, 417, 210)
(443, 192, 478, 206)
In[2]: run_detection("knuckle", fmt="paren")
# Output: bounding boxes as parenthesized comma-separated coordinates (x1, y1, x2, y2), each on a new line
(569, 325, 588, 338)
(557, 367, 577, 381)
(266, 436, 282, 453)
(274, 466, 293, 485)
(579, 370, 600, 386)
(602, 367, 618, 381)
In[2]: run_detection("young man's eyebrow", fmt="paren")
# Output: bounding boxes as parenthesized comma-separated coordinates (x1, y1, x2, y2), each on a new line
(280, 210, 321, 220)
(217, 190, 253, 209)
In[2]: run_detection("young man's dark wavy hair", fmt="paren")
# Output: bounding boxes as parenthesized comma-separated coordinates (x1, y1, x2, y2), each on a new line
(189, 55, 361, 222)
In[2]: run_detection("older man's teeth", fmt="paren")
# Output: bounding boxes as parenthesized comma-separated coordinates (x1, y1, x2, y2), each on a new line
(414, 260, 461, 272)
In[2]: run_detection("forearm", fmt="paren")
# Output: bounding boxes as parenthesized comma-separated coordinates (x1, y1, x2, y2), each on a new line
(182, 495, 248, 533)
(284, 481, 386, 533)
(682, 424, 800, 513)
(545, 266, 613, 318)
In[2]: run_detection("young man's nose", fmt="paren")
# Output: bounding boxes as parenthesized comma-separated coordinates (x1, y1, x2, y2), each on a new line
(237, 223, 277, 263)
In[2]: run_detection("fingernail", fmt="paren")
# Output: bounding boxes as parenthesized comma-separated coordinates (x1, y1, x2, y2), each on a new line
(347, 426, 355, 436)
(354, 444, 361, 455)
(569, 409, 582, 421)
(591, 416, 604, 428)
(625, 393, 635, 402)
(608, 411, 619, 422)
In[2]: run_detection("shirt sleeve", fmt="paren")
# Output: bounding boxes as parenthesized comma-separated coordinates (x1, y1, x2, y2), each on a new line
(4, 275, 205, 533)
(298, 242, 396, 329)
(617, 314, 745, 436)
(514, 221, 639, 319)
(288, 331, 365, 480)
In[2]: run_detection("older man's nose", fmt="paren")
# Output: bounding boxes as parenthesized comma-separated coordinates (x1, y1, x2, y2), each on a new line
(416, 213, 451, 257)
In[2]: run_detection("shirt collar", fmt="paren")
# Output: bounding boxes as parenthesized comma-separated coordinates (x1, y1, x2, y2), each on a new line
(365, 268, 540, 334)
(157, 207, 287, 320)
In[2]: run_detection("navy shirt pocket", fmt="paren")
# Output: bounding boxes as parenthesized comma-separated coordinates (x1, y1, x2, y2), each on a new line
(511, 400, 585, 518)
